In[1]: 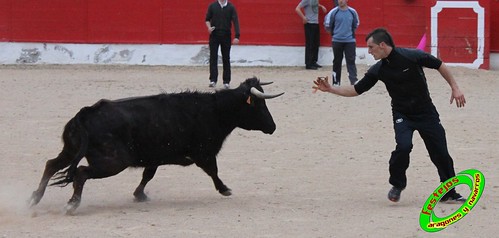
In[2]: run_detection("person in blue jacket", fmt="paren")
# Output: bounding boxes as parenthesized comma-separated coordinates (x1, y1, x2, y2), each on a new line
(324, 0, 359, 85)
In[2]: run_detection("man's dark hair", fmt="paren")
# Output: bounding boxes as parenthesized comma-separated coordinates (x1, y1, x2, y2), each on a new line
(365, 28, 395, 47)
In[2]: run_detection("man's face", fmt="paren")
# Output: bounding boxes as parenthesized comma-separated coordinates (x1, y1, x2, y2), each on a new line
(338, 0, 348, 7)
(367, 37, 386, 60)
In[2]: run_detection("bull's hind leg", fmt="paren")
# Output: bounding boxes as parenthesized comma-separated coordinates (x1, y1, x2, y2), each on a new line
(65, 158, 130, 215)
(64, 165, 88, 214)
(197, 156, 232, 196)
(133, 166, 158, 202)
(29, 150, 73, 207)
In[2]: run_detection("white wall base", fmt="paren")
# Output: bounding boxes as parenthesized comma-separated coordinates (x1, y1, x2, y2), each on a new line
(0, 42, 373, 67)
(491, 53, 499, 70)
(0, 42, 496, 70)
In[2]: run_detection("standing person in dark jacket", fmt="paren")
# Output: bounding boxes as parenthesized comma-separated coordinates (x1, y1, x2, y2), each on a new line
(313, 28, 467, 203)
(205, 0, 240, 89)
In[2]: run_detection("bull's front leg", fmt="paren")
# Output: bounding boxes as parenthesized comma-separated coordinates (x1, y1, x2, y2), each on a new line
(133, 166, 158, 202)
(196, 157, 231, 196)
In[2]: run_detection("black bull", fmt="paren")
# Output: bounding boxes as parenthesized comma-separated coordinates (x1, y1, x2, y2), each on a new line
(29, 77, 284, 214)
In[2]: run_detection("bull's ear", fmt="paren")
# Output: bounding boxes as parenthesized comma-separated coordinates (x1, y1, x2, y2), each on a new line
(246, 96, 252, 105)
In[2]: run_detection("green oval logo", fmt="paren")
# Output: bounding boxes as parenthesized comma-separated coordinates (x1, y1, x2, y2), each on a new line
(419, 169, 485, 232)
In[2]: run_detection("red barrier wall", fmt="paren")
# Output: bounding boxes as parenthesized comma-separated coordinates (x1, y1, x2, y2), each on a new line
(425, 0, 490, 69)
(0, 0, 428, 47)
(491, 0, 499, 52)
(0, 0, 495, 51)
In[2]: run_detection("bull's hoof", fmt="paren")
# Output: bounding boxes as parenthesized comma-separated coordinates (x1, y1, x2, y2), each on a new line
(64, 204, 78, 215)
(220, 189, 232, 196)
(28, 192, 42, 207)
(64, 198, 80, 215)
(133, 193, 150, 202)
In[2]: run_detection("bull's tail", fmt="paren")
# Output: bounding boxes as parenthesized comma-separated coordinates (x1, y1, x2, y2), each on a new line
(50, 107, 90, 187)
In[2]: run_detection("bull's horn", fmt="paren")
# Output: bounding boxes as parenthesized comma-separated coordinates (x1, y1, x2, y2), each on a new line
(259, 81, 273, 86)
(250, 87, 284, 99)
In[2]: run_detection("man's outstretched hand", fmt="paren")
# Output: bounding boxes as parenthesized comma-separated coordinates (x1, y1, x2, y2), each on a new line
(313, 76, 332, 93)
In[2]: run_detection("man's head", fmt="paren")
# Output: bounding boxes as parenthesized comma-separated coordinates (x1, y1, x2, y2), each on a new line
(365, 28, 395, 60)
(338, 0, 349, 8)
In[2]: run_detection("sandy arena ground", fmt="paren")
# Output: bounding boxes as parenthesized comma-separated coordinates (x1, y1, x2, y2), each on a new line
(0, 65, 498, 237)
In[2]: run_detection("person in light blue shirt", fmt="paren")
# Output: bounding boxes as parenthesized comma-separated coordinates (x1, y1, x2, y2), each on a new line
(295, 0, 327, 70)
(324, 0, 359, 85)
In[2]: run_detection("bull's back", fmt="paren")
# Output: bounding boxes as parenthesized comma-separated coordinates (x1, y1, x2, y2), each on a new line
(80, 94, 221, 167)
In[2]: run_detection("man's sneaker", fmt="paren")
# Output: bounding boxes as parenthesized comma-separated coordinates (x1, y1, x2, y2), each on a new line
(209, 81, 216, 88)
(388, 187, 403, 202)
(223, 83, 230, 89)
(441, 193, 466, 204)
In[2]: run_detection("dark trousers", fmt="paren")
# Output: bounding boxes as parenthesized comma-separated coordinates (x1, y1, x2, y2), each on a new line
(304, 23, 320, 67)
(389, 107, 457, 194)
(332, 41, 357, 85)
(209, 31, 232, 84)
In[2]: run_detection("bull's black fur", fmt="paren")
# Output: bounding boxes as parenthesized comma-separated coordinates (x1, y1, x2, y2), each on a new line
(29, 77, 281, 214)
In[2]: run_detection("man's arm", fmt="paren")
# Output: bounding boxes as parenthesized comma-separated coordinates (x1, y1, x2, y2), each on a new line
(312, 77, 359, 97)
(353, 9, 360, 29)
(205, 4, 214, 34)
(232, 6, 240, 41)
(205, 21, 214, 34)
(295, 4, 307, 24)
(319, 4, 327, 13)
(437, 63, 466, 108)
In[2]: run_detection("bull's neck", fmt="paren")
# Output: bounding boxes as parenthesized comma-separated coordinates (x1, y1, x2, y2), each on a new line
(214, 91, 243, 135)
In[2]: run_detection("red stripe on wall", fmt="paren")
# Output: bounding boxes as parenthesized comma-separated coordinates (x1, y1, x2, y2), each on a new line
(0, 0, 495, 51)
